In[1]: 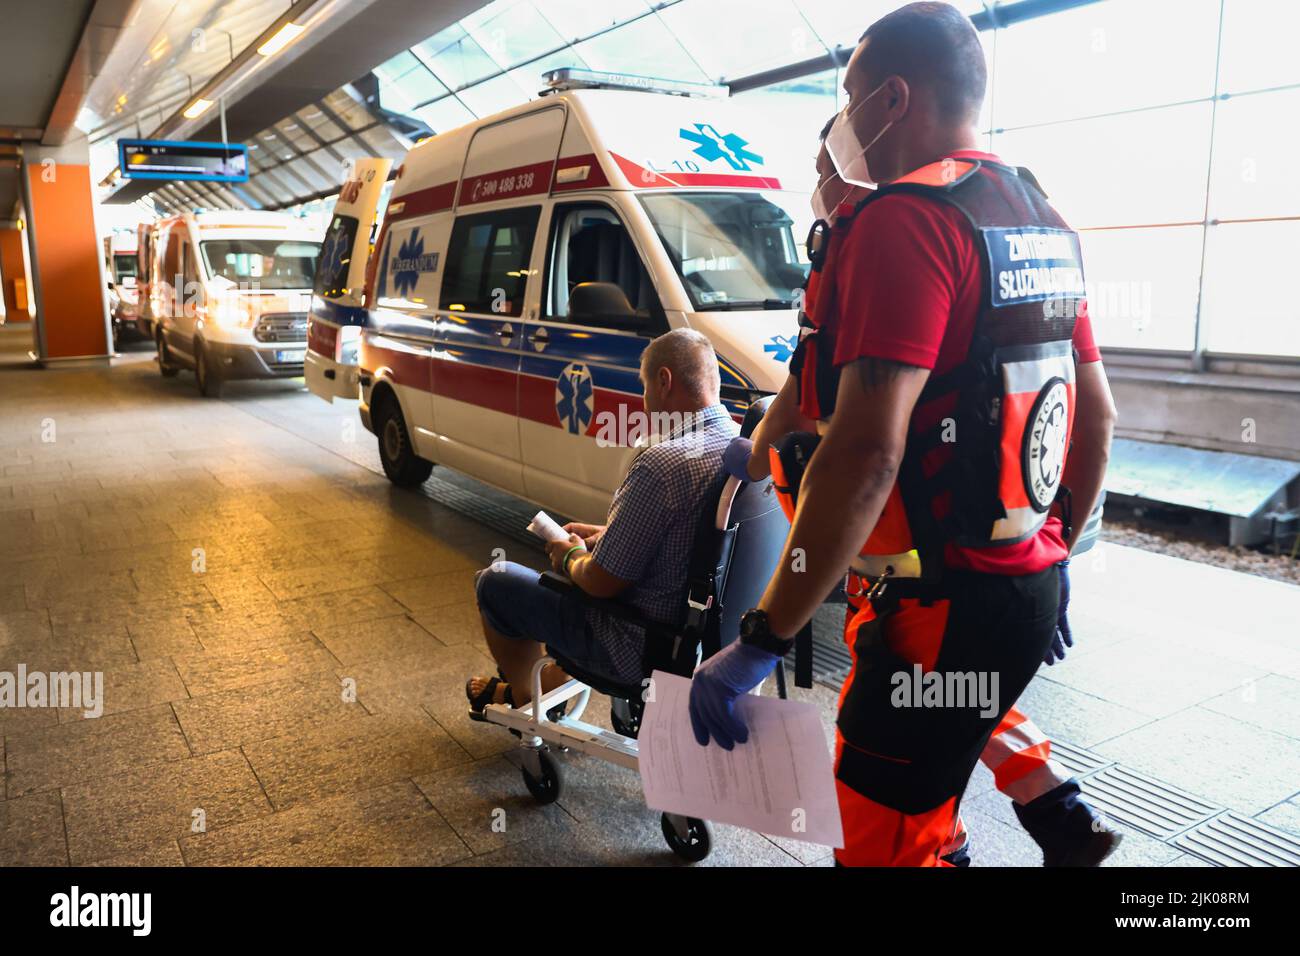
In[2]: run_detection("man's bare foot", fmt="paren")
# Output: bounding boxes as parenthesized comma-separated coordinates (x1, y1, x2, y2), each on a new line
(467, 676, 510, 706)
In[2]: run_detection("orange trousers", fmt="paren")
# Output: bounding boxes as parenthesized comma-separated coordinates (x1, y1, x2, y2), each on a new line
(834, 575, 1063, 866)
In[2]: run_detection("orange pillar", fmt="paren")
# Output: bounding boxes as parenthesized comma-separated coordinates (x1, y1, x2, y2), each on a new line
(0, 227, 31, 322)
(23, 157, 110, 360)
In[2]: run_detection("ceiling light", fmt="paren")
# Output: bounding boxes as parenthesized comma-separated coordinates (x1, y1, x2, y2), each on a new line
(182, 98, 213, 119)
(257, 21, 306, 57)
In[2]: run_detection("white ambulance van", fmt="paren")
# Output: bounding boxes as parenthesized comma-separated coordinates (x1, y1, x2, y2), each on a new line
(153, 210, 321, 396)
(307, 69, 814, 523)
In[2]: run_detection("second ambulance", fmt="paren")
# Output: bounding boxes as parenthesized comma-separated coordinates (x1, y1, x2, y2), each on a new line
(307, 69, 813, 523)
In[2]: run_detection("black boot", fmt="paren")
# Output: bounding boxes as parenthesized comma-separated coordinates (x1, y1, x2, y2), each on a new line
(1013, 778, 1123, 867)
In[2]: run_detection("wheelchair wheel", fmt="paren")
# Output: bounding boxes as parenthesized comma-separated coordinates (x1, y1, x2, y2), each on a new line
(521, 749, 563, 805)
(661, 813, 712, 862)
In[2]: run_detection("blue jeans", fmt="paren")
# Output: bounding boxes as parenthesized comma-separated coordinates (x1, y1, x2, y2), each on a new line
(475, 561, 628, 682)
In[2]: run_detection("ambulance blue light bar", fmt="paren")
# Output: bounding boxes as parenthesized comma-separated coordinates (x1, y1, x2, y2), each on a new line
(542, 67, 728, 99)
(117, 139, 250, 183)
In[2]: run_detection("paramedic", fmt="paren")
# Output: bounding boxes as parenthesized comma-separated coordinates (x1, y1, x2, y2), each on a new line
(732, 130, 1119, 867)
(467, 328, 738, 714)
(689, 1, 1118, 866)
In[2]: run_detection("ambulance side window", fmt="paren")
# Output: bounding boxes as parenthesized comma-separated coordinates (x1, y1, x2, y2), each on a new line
(545, 204, 659, 328)
(438, 206, 540, 317)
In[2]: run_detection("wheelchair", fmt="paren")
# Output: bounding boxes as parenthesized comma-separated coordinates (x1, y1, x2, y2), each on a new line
(476, 399, 792, 862)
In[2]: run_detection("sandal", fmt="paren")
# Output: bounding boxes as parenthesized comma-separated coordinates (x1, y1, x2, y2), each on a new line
(466, 676, 513, 722)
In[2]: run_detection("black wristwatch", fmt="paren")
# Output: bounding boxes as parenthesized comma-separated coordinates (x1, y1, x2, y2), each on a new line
(739, 608, 796, 657)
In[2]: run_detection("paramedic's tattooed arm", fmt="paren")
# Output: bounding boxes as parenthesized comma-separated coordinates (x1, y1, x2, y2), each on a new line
(758, 356, 930, 640)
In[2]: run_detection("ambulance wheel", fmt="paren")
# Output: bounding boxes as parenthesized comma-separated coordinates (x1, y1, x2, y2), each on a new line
(156, 331, 179, 377)
(521, 750, 563, 805)
(195, 342, 223, 398)
(374, 392, 432, 486)
(661, 814, 712, 862)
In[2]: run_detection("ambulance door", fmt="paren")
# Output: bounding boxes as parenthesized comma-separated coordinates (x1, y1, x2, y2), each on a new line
(428, 106, 562, 496)
(306, 157, 393, 403)
(519, 198, 668, 522)
(368, 208, 449, 460)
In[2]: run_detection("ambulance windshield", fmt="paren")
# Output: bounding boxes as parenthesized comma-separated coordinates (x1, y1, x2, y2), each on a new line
(200, 239, 321, 291)
(640, 191, 811, 312)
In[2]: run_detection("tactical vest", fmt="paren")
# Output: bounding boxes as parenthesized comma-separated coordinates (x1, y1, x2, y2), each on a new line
(784, 158, 1086, 586)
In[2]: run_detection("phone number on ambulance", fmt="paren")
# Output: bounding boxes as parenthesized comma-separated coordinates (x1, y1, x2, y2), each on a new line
(474, 171, 537, 200)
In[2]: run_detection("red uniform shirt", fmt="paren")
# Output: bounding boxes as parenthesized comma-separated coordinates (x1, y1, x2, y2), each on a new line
(832, 150, 1101, 576)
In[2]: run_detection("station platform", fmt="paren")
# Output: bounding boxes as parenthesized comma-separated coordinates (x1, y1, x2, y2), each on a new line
(1, 347, 1297, 867)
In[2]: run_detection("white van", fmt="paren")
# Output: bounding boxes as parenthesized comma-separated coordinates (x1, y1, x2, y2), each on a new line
(153, 210, 321, 396)
(307, 70, 813, 522)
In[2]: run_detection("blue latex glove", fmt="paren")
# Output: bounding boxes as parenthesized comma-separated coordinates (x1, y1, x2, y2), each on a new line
(721, 436, 754, 482)
(1043, 559, 1073, 665)
(688, 639, 780, 750)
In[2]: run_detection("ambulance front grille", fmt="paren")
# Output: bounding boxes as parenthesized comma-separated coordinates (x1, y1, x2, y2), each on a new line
(255, 313, 309, 343)
(1172, 811, 1300, 867)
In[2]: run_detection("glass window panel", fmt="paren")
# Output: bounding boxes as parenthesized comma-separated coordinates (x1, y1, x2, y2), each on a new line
(467, 1, 566, 68)
(1079, 224, 1203, 351)
(374, 50, 448, 112)
(309, 149, 351, 190)
(991, 102, 1212, 229)
(413, 96, 478, 133)
(273, 119, 316, 153)
(659, 0, 824, 81)
(1209, 88, 1300, 221)
(1218, 0, 1300, 94)
(1201, 220, 1300, 356)
(298, 106, 344, 142)
(415, 24, 502, 89)
(573, 15, 709, 83)
(356, 125, 408, 158)
(792, 0, 924, 51)
(322, 90, 373, 130)
(537, 0, 650, 40)
(734, 68, 839, 174)
(993, 0, 1219, 128)
(454, 72, 530, 117)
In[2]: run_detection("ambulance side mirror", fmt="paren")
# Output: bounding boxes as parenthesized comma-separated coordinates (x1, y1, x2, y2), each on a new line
(568, 281, 643, 332)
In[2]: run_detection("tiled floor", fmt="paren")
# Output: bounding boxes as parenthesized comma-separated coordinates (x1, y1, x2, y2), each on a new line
(1, 342, 1296, 867)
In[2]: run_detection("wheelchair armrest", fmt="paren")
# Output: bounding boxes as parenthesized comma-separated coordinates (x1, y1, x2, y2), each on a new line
(537, 571, 660, 628)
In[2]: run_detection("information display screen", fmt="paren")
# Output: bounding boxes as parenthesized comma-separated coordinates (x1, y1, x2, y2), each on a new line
(118, 139, 249, 182)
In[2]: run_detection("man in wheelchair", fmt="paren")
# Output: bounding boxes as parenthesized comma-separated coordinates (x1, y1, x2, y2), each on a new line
(466, 328, 739, 716)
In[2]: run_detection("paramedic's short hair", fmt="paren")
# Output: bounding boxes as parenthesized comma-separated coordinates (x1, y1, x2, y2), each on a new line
(819, 114, 836, 141)
(642, 328, 720, 401)
(858, 2, 987, 125)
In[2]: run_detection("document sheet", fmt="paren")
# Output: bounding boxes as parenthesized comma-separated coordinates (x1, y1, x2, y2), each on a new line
(638, 671, 844, 848)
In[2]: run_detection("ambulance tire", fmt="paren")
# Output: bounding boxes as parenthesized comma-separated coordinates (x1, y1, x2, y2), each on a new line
(156, 330, 179, 377)
(374, 391, 433, 487)
(194, 342, 223, 398)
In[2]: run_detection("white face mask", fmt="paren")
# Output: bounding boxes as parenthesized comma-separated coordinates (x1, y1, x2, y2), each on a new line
(826, 82, 894, 188)
(810, 175, 849, 222)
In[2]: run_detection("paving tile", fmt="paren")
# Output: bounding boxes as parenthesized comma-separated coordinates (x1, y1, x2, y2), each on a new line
(313, 614, 447, 667)
(1200, 673, 1300, 740)
(241, 711, 472, 810)
(181, 780, 471, 866)
(411, 601, 486, 648)
(1255, 796, 1300, 838)
(126, 616, 204, 659)
(88, 841, 186, 867)
(172, 673, 367, 755)
(1095, 707, 1300, 815)
(5, 703, 191, 797)
(0, 609, 52, 647)
(55, 657, 188, 722)
(173, 638, 341, 696)
(280, 585, 409, 629)
(61, 749, 272, 864)
(0, 791, 68, 865)
(1014, 674, 1154, 750)
(413, 755, 577, 855)
(380, 570, 479, 614)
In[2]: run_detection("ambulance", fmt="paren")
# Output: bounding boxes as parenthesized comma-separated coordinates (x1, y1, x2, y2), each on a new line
(152, 210, 321, 397)
(307, 69, 814, 523)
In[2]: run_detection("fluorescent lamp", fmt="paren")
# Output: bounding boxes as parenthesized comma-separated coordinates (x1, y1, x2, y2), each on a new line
(257, 21, 306, 56)
(182, 98, 213, 119)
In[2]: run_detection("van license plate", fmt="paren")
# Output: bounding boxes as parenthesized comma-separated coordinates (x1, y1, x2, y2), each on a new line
(275, 350, 302, 363)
